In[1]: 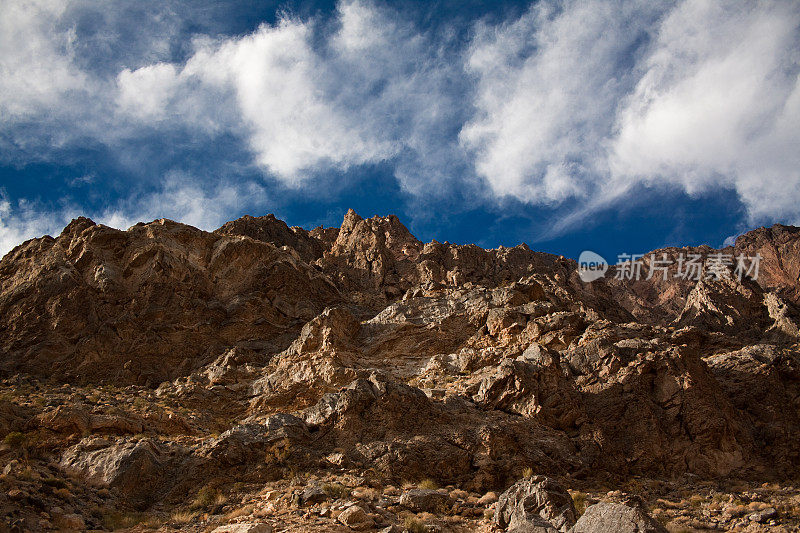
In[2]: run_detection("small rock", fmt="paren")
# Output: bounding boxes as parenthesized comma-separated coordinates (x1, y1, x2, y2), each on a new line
(400, 489, 451, 513)
(748, 507, 777, 523)
(2, 460, 18, 475)
(211, 524, 273, 533)
(477, 491, 499, 505)
(327, 452, 347, 466)
(254, 503, 276, 518)
(450, 488, 469, 500)
(302, 485, 328, 505)
(338, 504, 372, 530)
(262, 489, 280, 501)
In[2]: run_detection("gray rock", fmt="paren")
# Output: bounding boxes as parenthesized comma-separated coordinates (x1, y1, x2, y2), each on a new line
(748, 507, 777, 523)
(570, 501, 666, 533)
(301, 484, 329, 505)
(337, 504, 372, 529)
(60, 438, 178, 509)
(495, 476, 576, 532)
(517, 342, 555, 366)
(400, 489, 451, 513)
(211, 524, 273, 533)
(203, 414, 308, 465)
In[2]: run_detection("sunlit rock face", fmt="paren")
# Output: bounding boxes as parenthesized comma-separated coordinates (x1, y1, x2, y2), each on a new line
(1, 212, 799, 531)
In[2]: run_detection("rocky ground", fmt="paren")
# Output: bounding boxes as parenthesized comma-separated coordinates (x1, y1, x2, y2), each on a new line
(1, 211, 799, 532)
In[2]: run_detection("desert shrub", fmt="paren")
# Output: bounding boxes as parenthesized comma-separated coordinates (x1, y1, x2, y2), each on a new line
(42, 477, 68, 489)
(404, 516, 426, 533)
(103, 510, 162, 530)
(418, 478, 438, 490)
(169, 510, 198, 525)
(3, 431, 26, 449)
(571, 491, 588, 516)
(190, 485, 226, 510)
(322, 483, 351, 499)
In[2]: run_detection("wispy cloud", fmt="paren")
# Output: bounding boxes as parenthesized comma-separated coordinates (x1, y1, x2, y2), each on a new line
(610, 0, 800, 224)
(0, 193, 80, 255)
(97, 172, 269, 231)
(0, 0, 798, 253)
(461, 0, 665, 204)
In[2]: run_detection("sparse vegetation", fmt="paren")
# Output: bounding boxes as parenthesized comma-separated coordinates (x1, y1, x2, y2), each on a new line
(170, 509, 199, 525)
(322, 482, 351, 499)
(571, 491, 588, 516)
(42, 476, 68, 489)
(688, 494, 705, 508)
(404, 516, 427, 533)
(102, 510, 162, 530)
(224, 504, 255, 520)
(418, 478, 439, 490)
(190, 484, 226, 510)
(3, 431, 27, 450)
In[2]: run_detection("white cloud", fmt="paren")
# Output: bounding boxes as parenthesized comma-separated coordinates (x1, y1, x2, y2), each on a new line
(195, 16, 395, 181)
(114, 0, 462, 190)
(0, 194, 79, 256)
(97, 173, 267, 231)
(117, 63, 180, 121)
(462, 0, 800, 224)
(0, 0, 87, 119)
(0, 174, 267, 257)
(1, 0, 799, 249)
(461, 0, 663, 204)
(610, 0, 800, 223)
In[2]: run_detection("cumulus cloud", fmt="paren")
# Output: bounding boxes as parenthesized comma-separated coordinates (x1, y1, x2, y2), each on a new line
(114, 0, 466, 190)
(461, 1, 664, 204)
(1, 0, 799, 250)
(463, 0, 800, 225)
(610, 0, 800, 223)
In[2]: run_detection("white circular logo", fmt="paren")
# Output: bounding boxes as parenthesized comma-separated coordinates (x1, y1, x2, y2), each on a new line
(578, 250, 608, 282)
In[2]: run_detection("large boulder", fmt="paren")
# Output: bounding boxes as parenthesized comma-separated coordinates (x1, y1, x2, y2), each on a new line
(201, 414, 309, 466)
(60, 437, 182, 509)
(570, 500, 666, 533)
(471, 359, 585, 430)
(400, 489, 451, 513)
(495, 476, 577, 532)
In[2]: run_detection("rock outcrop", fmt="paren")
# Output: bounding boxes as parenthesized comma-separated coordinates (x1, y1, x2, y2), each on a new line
(0, 218, 340, 385)
(495, 475, 577, 532)
(1, 211, 799, 532)
(571, 499, 666, 533)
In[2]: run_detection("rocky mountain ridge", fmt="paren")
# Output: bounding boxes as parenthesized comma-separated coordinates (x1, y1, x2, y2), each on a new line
(0, 211, 799, 532)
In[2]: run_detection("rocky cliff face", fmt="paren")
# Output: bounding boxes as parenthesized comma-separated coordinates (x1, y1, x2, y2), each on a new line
(1, 212, 799, 532)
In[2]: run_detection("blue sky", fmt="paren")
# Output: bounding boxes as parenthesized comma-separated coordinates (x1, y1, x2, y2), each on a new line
(1, 0, 798, 261)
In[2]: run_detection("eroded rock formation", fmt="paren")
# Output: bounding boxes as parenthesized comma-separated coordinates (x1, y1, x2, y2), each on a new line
(0, 211, 799, 531)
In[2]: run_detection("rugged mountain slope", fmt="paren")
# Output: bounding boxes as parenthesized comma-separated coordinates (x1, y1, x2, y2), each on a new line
(1, 212, 799, 532)
(0, 217, 340, 385)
